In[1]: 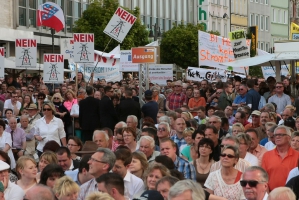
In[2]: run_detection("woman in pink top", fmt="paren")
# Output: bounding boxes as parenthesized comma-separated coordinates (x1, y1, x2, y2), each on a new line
(63, 89, 78, 112)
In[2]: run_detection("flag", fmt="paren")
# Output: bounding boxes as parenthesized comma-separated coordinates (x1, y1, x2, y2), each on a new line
(37, 2, 65, 32)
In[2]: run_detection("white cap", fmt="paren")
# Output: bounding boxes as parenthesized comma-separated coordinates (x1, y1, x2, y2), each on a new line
(0, 160, 10, 171)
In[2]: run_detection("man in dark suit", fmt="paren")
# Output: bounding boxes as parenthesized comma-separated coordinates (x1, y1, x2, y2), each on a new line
(118, 88, 141, 122)
(79, 86, 101, 141)
(56, 147, 80, 171)
(100, 86, 119, 130)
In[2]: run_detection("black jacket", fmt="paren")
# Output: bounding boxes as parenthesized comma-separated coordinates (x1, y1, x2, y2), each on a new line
(100, 95, 119, 130)
(118, 98, 141, 122)
(79, 96, 101, 131)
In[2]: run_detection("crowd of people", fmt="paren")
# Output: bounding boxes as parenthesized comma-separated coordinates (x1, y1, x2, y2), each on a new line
(0, 72, 297, 200)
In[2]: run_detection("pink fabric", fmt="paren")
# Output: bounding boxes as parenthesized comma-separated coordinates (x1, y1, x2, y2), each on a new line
(63, 99, 78, 111)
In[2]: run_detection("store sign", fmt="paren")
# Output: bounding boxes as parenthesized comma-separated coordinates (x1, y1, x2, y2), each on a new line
(131, 47, 156, 63)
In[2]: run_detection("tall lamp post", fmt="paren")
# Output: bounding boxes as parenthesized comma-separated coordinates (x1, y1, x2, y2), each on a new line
(149, 23, 162, 41)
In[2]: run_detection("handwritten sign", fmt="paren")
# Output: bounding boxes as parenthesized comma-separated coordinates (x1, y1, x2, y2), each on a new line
(229, 30, 250, 60)
(186, 67, 229, 82)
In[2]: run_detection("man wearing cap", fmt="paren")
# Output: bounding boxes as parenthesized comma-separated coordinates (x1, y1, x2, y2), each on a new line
(166, 81, 187, 111)
(26, 103, 41, 127)
(142, 90, 159, 124)
(0, 160, 24, 200)
(245, 110, 261, 130)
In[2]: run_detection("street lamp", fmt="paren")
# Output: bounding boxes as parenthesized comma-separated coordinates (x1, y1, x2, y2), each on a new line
(148, 23, 162, 41)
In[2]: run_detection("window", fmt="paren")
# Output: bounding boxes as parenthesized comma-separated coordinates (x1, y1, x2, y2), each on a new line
(261, 42, 264, 50)
(258, 41, 260, 48)
(217, 0, 220, 5)
(284, 10, 287, 24)
(224, 24, 227, 37)
(218, 22, 221, 33)
(265, 43, 269, 52)
(255, 14, 259, 27)
(277, 10, 280, 23)
(250, 14, 254, 26)
(212, 22, 216, 31)
(272, 9, 276, 22)
(265, 16, 269, 31)
(224, 0, 227, 6)
(260, 15, 264, 30)
(265, 0, 268, 4)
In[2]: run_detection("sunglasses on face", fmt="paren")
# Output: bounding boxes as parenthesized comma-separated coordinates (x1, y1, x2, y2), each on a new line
(43, 108, 52, 111)
(38, 97, 44, 100)
(220, 153, 235, 158)
(240, 180, 263, 187)
(158, 128, 166, 132)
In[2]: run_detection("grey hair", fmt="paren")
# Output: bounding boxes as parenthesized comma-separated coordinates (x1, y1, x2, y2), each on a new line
(93, 130, 109, 142)
(151, 86, 160, 92)
(127, 115, 138, 123)
(20, 114, 30, 120)
(79, 87, 86, 93)
(244, 166, 269, 182)
(8, 117, 17, 123)
(168, 180, 205, 200)
(165, 89, 173, 94)
(265, 122, 277, 129)
(139, 136, 155, 149)
(268, 187, 296, 200)
(236, 133, 252, 146)
(116, 121, 127, 128)
(222, 135, 240, 149)
(209, 115, 222, 123)
(96, 148, 116, 171)
(264, 103, 275, 112)
(159, 116, 171, 124)
(274, 125, 292, 137)
(158, 122, 170, 132)
(222, 145, 240, 158)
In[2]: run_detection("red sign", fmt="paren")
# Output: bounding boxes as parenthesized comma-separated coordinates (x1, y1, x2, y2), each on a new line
(16, 39, 37, 47)
(44, 54, 64, 62)
(131, 47, 156, 63)
(74, 34, 94, 43)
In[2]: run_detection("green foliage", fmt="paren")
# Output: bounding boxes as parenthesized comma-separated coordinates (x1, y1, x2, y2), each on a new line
(73, 0, 149, 52)
(249, 66, 263, 77)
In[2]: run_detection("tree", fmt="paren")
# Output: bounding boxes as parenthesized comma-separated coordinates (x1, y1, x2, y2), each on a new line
(160, 23, 219, 69)
(73, 0, 149, 52)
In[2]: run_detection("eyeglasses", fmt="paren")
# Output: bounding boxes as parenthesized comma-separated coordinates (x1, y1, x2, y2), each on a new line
(53, 97, 60, 100)
(43, 108, 52, 111)
(28, 89, 34, 92)
(209, 121, 218, 124)
(199, 145, 211, 149)
(158, 128, 166, 132)
(89, 157, 106, 164)
(38, 97, 44, 100)
(274, 133, 288, 137)
(220, 153, 235, 158)
(240, 180, 264, 187)
(67, 144, 78, 147)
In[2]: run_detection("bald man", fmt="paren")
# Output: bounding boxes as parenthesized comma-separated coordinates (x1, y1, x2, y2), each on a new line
(25, 184, 55, 200)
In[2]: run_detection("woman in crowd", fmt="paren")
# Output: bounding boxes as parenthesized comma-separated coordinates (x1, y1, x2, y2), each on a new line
(129, 151, 148, 179)
(67, 136, 83, 161)
(154, 155, 184, 180)
(111, 95, 120, 111)
(3, 109, 18, 125)
(231, 123, 245, 136)
(36, 92, 46, 112)
(291, 131, 299, 151)
(36, 151, 58, 182)
(34, 102, 66, 156)
(63, 90, 78, 112)
(122, 127, 138, 152)
(53, 176, 80, 200)
(0, 120, 15, 169)
(76, 72, 86, 89)
(144, 162, 171, 190)
(39, 163, 65, 189)
(181, 111, 194, 122)
(204, 145, 245, 200)
(179, 128, 194, 154)
(16, 156, 37, 194)
(19, 94, 33, 115)
(194, 138, 214, 187)
(236, 133, 259, 166)
(0, 150, 18, 182)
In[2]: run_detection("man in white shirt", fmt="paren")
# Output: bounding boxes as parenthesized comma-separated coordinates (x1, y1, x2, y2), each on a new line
(0, 160, 24, 200)
(55, 147, 79, 171)
(241, 166, 269, 200)
(113, 148, 144, 199)
(3, 92, 21, 116)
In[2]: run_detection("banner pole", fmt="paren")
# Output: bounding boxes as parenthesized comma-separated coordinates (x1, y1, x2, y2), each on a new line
(87, 38, 113, 85)
(75, 63, 78, 95)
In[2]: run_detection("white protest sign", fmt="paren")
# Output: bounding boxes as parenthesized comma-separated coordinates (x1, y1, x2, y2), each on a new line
(43, 54, 64, 83)
(120, 50, 139, 71)
(229, 30, 250, 60)
(73, 33, 94, 64)
(261, 65, 290, 79)
(60, 38, 74, 59)
(149, 64, 173, 85)
(103, 7, 137, 43)
(186, 67, 229, 82)
(0, 48, 4, 79)
(15, 39, 37, 68)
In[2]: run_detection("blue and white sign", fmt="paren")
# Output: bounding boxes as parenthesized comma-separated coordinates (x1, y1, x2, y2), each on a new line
(261, 65, 290, 79)
(60, 38, 74, 59)
(120, 50, 139, 71)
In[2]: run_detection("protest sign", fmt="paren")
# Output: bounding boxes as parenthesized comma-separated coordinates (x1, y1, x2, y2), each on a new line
(73, 33, 94, 64)
(261, 65, 290, 79)
(148, 64, 173, 85)
(104, 7, 137, 43)
(120, 50, 139, 71)
(0, 48, 4, 79)
(229, 30, 250, 60)
(186, 67, 229, 82)
(60, 38, 74, 59)
(15, 39, 37, 68)
(43, 54, 64, 83)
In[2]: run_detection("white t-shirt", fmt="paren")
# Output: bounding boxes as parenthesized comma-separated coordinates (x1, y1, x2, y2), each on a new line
(244, 152, 259, 166)
(264, 141, 275, 150)
(3, 99, 21, 115)
(4, 181, 24, 200)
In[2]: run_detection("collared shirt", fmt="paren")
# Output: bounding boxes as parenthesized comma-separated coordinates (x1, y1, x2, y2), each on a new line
(170, 134, 187, 150)
(210, 158, 251, 173)
(78, 178, 98, 200)
(5, 127, 26, 149)
(244, 152, 259, 166)
(244, 122, 260, 130)
(246, 193, 268, 200)
(148, 151, 160, 162)
(268, 93, 292, 114)
(233, 94, 247, 114)
(286, 167, 299, 183)
(264, 141, 275, 150)
(69, 160, 74, 170)
(262, 147, 299, 191)
(167, 92, 187, 110)
(18, 124, 36, 155)
(34, 116, 66, 152)
(29, 113, 42, 127)
(4, 181, 25, 200)
(174, 156, 196, 180)
(227, 115, 235, 126)
(63, 98, 78, 111)
(65, 169, 81, 185)
(250, 144, 268, 166)
(124, 171, 145, 199)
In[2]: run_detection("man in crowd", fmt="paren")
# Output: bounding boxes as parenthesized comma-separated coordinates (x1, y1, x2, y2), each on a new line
(170, 118, 187, 150)
(245, 110, 261, 130)
(157, 122, 171, 145)
(126, 115, 141, 140)
(97, 173, 127, 200)
(197, 106, 209, 124)
(246, 129, 268, 166)
(25, 184, 55, 200)
(224, 106, 235, 126)
(218, 82, 233, 110)
(142, 90, 159, 124)
(255, 111, 271, 140)
(268, 82, 291, 114)
(3, 92, 21, 116)
(26, 104, 41, 126)
(204, 125, 221, 161)
(93, 130, 109, 148)
(156, 176, 180, 200)
(118, 88, 141, 122)
(232, 84, 247, 114)
(208, 115, 227, 139)
(56, 147, 79, 171)
(234, 110, 249, 127)
(100, 86, 118, 130)
(246, 79, 261, 111)
(139, 136, 160, 162)
(166, 81, 187, 111)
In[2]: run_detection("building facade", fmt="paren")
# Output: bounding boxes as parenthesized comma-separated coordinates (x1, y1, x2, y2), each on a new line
(231, 0, 248, 32)
(248, 0, 271, 52)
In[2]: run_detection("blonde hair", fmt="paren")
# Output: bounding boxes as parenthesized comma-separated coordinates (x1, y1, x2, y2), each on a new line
(53, 176, 80, 198)
(183, 127, 195, 137)
(85, 192, 115, 200)
(285, 105, 296, 113)
(43, 102, 56, 114)
(65, 89, 77, 99)
(40, 151, 58, 165)
(51, 93, 64, 102)
(181, 112, 194, 120)
(268, 187, 296, 200)
(232, 123, 245, 132)
(16, 156, 36, 178)
(144, 162, 171, 189)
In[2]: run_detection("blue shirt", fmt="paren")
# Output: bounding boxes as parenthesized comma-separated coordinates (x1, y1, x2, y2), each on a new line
(233, 94, 247, 114)
(170, 134, 187, 150)
(246, 89, 261, 111)
(174, 156, 196, 180)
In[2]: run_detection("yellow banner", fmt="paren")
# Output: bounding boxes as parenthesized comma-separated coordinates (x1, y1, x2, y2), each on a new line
(290, 22, 299, 40)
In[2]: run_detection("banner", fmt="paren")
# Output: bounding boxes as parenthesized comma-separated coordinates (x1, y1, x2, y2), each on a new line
(103, 7, 137, 43)
(73, 33, 94, 64)
(186, 67, 229, 82)
(229, 30, 250, 60)
(15, 39, 37, 68)
(0, 48, 4, 79)
(291, 22, 299, 40)
(43, 54, 64, 83)
(261, 65, 290, 79)
(249, 26, 258, 56)
(60, 38, 74, 59)
(148, 64, 173, 85)
(198, 31, 248, 74)
(120, 50, 139, 71)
